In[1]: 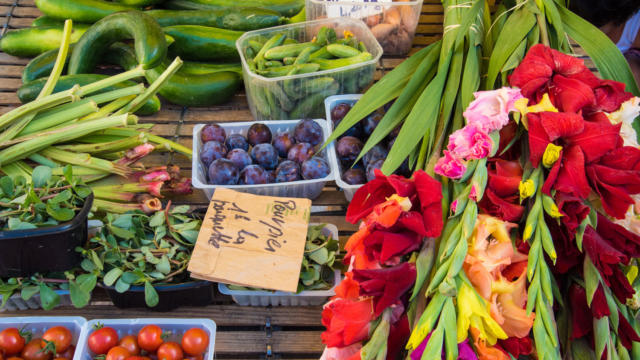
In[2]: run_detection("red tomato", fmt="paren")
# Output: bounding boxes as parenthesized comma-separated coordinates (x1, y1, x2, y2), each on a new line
(124, 357, 151, 360)
(156, 343, 182, 360)
(117, 336, 139, 356)
(137, 326, 163, 353)
(181, 328, 208, 356)
(42, 327, 72, 354)
(58, 345, 74, 360)
(105, 346, 129, 360)
(21, 339, 52, 360)
(0, 328, 25, 356)
(87, 327, 118, 355)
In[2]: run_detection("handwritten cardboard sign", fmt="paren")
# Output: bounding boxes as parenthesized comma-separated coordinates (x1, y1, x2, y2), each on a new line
(324, 0, 392, 19)
(188, 188, 312, 293)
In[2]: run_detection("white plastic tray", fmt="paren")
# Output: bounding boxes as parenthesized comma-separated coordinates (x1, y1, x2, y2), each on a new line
(0, 290, 72, 312)
(0, 316, 86, 360)
(192, 120, 336, 200)
(76, 319, 216, 360)
(218, 223, 342, 306)
(325, 94, 364, 201)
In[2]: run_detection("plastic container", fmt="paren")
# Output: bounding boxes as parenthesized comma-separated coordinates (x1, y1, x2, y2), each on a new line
(0, 193, 94, 277)
(218, 223, 341, 306)
(102, 281, 215, 311)
(0, 316, 86, 358)
(192, 120, 336, 200)
(0, 290, 72, 312)
(325, 94, 364, 201)
(237, 17, 382, 120)
(306, 0, 423, 55)
(76, 319, 216, 360)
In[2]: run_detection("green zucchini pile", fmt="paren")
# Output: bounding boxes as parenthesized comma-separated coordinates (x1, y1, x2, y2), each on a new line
(0, 0, 306, 108)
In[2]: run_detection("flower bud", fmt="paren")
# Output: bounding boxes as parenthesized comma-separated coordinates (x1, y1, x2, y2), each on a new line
(519, 179, 535, 200)
(542, 143, 563, 168)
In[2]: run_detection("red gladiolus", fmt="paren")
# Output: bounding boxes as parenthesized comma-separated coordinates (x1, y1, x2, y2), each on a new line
(362, 230, 422, 266)
(551, 74, 596, 113)
(548, 219, 582, 274)
(321, 297, 375, 348)
(509, 44, 599, 103)
(556, 192, 590, 237)
(387, 314, 410, 360)
(479, 160, 525, 222)
(569, 284, 593, 340)
(618, 310, 640, 349)
(346, 170, 415, 224)
(334, 272, 360, 300)
(497, 337, 533, 358)
(587, 79, 634, 114)
(352, 263, 417, 317)
(587, 146, 640, 219)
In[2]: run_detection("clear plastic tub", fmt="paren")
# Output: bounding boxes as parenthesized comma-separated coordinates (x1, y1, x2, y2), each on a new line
(0, 290, 72, 312)
(218, 223, 342, 306)
(0, 316, 86, 360)
(325, 94, 363, 201)
(192, 120, 336, 200)
(76, 319, 216, 360)
(237, 17, 382, 120)
(306, 0, 423, 55)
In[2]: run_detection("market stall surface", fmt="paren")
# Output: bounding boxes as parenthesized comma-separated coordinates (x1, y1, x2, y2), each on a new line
(0, 0, 443, 358)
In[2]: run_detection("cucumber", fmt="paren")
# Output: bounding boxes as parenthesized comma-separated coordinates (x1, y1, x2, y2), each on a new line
(34, 0, 137, 23)
(115, 0, 164, 5)
(163, 25, 241, 62)
(31, 16, 92, 28)
(22, 44, 75, 83)
(180, 62, 242, 76)
(163, 0, 304, 17)
(312, 52, 373, 70)
(107, 43, 241, 107)
(146, 8, 285, 30)
(327, 44, 361, 58)
(69, 11, 167, 74)
(17, 74, 160, 115)
(0, 26, 86, 57)
(264, 42, 319, 60)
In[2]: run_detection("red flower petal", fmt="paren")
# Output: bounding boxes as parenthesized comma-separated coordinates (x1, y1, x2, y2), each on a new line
(568, 120, 621, 163)
(595, 213, 640, 258)
(556, 192, 590, 237)
(568, 284, 593, 339)
(478, 188, 525, 222)
(587, 166, 635, 219)
(618, 310, 640, 349)
(334, 272, 360, 299)
(509, 44, 554, 100)
(363, 230, 422, 265)
(554, 145, 591, 199)
(550, 74, 595, 113)
(321, 297, 374, 348)
(588, 79, 633, 113)
(489, 160, 523, 197)
(353, 263, 417, 317)
(539, 111, 585, 141)
(498, 337, 533, 358)
(396, 211, 428, 236)
(591, 286, 610, 319)
(387, 314, 410, 360)
(346, 173, 395, 224)
(413, 171, 443, 238)
(526, 112, 551, 167)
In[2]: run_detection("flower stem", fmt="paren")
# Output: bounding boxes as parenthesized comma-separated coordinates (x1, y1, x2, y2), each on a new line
(56, 134, 147, 155)
(80, 95, 135, 122)
(39, 147, 131, 177)
(0, 86, 79, 131)
(19, 100, 98, 136)
(38, 20, 73, 99)
(77, 66, 145, 97)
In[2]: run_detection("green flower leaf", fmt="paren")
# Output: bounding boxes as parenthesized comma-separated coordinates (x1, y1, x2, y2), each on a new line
(144, 281, 159, 307)
(69, 274, 96, 308)
(156, 255, 171, 275)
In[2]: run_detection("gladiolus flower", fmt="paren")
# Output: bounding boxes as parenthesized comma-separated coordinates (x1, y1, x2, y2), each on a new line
(470, 327, 510, 360)
(479, 160, 525, 222)
(320, 343, 362, 360)
(457, 282, 508, 345)
(410, 331, 478, 360)
(321, 297, 375, 348)
(463, 87, 524, 133)
(542, 143, 562, 168)
(352, 263, 417, 316)
(608, 97, 640, 147)
(434, 150, 467, 179)
(519, 180, 535, 199)
(497, 337, 533, 358)
(448, 125, 494, 160)
(516, 93, 558, 117)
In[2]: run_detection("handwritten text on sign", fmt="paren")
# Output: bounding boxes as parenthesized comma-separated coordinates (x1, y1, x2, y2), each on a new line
(188, 188, 311, 292)
(324, 0, 392, 19)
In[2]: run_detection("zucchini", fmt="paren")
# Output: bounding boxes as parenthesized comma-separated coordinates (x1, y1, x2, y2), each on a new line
(163, 25, 241, 62)
(17, 74, 161, 115)
(146, 8, 285, 30)
(107, 43, 241, 107)
(31, 16, 92, 28)
(34, 0, 137, 23)
(0, 26, 87, 57)
(163, 0, 304, 17)
(114, 0, 164, 5)
(69, 11, 167, 74)
(22, 44, 76, 83)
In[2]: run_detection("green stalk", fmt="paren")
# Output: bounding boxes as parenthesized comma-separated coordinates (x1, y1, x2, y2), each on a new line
(92, 188, 136, 202)
(28, 153, 59, 168)
(77, 66, 145, 97)
(39, 147, 131, 176)
(0, 114, 136, 165)
(51, 166, 108, 176)
(19, 100, 98, 136)
(0, 161, 32, 178)
(117, 57, 183, 115)
(56, 134, 147, 154)
(92, 199, 144, 214)
(81, 95, 136, 121)
(94, 128, 192, 158)
(0, 86, 79, 131)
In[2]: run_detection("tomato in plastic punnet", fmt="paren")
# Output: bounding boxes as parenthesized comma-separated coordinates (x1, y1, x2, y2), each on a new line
(87, 327, 118, 355)
(0, 328, 25, 356)
(21, 339, 51, 360)
(42, 326, 72, 353)
(105, 346, 130, 360)
(181, 328, 208, 356)
(156, 342, 182, 360)
(117, 336, 139, 356)
(137, 325, 163, 353)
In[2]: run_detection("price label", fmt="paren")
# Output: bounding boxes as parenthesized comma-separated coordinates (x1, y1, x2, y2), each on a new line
(188, 188, 311, 293)
(324, 0, 393, 19)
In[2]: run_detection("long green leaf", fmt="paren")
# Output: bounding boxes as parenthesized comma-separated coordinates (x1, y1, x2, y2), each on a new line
(485, 8, 536, 89)
(559, 6, 640, 95)
(323, 43, 436, 147)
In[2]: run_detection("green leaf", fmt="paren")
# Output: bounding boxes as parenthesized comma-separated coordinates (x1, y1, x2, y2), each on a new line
(114, 278, 130, 293)
(121, 271, 139, 284)
(149, 211, 165, 227)
(584, 255, 599, 306)
(0, 176, 14, 197)
(485, 8, 536, 89)
(8, 218, 37, 230)
(20, 285, 39, 301)
(594, 317, 609, 360)
(69, 274, 96, 308)
(62, 165, 73, 185)
(559, 6, 640, 95)
(144, 281, 159, 307)
(103, 268, 123, 287)
(46, 203, 75, 222)
(308, 247, 329, 265)
(156, 255, 171, 275)
(75, 186, 92, 198)
(32, 166, 52, 188)
(107, 224, 135, 240)
(111, 214, 134, 229)
(49, 189, 72, 204)
(38, 283, 60, 310)
(178, 230, 198, 244)
(170, 205, 190, 214)
(411, 240, 436, 300)
(441, 298, 458, 360)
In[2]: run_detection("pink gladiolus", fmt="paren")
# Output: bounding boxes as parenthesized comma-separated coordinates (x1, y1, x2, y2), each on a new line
(463, 88, 523, 133)
(447, 125, 493, 160)
(434, 151, 467, 179)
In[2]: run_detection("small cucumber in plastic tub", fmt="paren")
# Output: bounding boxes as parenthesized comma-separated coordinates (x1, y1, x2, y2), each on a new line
(312, 52, 373, 70)
(327, 43, 360, 58)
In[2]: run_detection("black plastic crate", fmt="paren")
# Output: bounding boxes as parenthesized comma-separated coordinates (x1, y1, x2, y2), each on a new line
(0, 193, 93, 277)
(102, 281, 215, 311)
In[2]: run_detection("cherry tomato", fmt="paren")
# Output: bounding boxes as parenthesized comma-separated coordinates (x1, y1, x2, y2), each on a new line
(117, 336, 139, 356)
(87, 327, 118, 355)
(42, 327, 72, 354)
(181, 328, 208, 356)
(156, 343, 182, 360)
(105, 346, 129, 360)
(137, 326, 163, 353)
(0, 328, 26, 356)
(124, 357, 151, 360)
(58, 345, 74, 360)
(21, 339, 51, 360)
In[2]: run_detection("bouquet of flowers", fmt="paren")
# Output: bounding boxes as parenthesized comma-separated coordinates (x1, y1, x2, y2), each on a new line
(321, 43, 640, 359)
